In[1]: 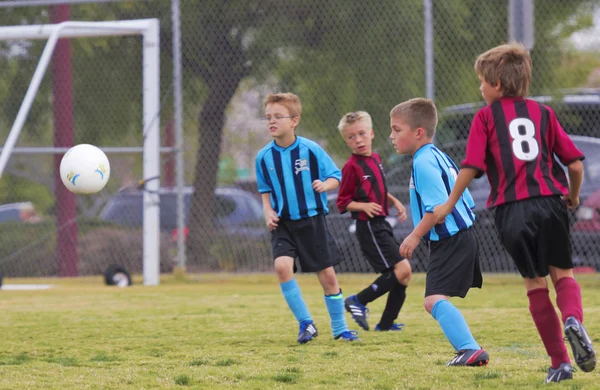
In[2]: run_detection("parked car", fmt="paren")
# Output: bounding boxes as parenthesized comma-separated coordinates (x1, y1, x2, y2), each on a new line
(0, 202, 42, 223)
(99, 186, 267, 239)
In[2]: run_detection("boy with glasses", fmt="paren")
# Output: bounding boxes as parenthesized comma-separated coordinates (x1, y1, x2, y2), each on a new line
(255, 92, 358, 343)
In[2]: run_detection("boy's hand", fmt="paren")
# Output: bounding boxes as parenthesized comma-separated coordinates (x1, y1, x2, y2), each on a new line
(433, 203, 452, 224)
(399, 233, 420, 259)
(361, 202, 383, 218)
(312, 180, 327, 193)
(563, 194, 580, 209)
(264, 209, 280, 231)
(392, 200, 407, 222)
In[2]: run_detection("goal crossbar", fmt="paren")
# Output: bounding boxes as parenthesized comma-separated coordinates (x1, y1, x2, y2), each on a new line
(0, 19, 161, 286)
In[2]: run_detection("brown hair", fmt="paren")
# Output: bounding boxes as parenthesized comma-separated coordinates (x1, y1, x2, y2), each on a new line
(474, 42, 532, 97)
(263, 93, 302, 117)
(337, 111, 373, 133)
(389, 98, 438, 138)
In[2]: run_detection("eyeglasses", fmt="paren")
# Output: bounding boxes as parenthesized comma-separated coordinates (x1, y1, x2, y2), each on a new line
(261, 115, 295, 122)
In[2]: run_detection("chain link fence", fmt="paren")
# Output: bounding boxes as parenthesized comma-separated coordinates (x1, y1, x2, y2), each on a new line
(0, 0, 599, 279)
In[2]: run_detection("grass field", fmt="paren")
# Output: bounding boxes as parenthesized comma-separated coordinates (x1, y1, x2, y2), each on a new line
(1, 273, 599, 389)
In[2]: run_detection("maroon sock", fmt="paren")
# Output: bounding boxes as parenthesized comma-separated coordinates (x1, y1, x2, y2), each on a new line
(528, 288, 570, 369)
(555, 277, 583, 324)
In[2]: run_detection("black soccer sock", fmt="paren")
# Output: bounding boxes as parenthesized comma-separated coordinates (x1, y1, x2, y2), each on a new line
(378, 281, 407, 329)
(356, 271, 397, 305)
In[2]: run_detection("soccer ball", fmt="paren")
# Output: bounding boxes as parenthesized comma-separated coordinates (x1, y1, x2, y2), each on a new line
(60, 144, 110, 195)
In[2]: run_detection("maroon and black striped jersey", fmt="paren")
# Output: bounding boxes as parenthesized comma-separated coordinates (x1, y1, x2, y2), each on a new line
(462, 96, 584, 208)
(337, 153, 389, 221)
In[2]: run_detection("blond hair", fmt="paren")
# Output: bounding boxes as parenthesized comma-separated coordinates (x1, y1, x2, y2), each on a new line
(389, 98, 438, 138)
(474, 42, 532, 97)
(263, 93, 302, 117)
(337, 111, 373, 134)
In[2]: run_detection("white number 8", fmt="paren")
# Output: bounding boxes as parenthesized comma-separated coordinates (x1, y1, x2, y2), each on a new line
(509, 118, 539, 161)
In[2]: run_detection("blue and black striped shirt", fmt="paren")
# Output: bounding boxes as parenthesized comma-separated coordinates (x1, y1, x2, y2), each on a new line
(255, 136, 341, 220)
(409, 143, 476, 241)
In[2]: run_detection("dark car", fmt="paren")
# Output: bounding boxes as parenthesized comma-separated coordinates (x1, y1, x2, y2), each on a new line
(99, 186, 267, 239)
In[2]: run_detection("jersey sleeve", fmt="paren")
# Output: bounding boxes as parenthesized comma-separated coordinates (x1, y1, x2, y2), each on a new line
(461, 110, 488, 177)
(337, 162, 357, 213)
(314, 144, 342, 182)
(255, 153, 271, 194)
(548, 108, 585, 165)
(413, 157, 449, 213)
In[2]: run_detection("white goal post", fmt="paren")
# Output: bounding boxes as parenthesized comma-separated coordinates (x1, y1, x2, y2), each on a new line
(0, 19, 161, 286)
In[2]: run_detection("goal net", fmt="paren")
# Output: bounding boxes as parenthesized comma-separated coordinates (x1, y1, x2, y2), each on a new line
(0, 19, 164, 285)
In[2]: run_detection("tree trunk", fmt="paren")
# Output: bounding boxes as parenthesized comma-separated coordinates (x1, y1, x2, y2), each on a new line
(186, 29, 247, 269)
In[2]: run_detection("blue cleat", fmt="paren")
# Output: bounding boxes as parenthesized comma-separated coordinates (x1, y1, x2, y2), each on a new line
(545, 362, 573, 383)
(564, 316, 596, 373)
(374, 323, 405, 331)
(344, 295, 369, 330)
(334, 330, 360, 341)
(297, 320, 318, 344)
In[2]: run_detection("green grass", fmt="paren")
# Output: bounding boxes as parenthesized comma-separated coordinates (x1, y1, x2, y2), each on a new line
(0, 273, 599, 389)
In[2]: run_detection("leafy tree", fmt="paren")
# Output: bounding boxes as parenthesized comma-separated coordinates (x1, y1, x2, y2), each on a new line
(1, 0, 595, 269)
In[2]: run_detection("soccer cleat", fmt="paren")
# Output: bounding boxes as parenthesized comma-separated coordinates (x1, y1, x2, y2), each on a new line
(446, 349, 489, 367)
(564, 316, 596, 373)
(334, 330, 360, 341)
(374, 323, 405, 331)
(544, 362, 573, 383)
(297, 320, 318, 344)
(344, 295, 370, 330)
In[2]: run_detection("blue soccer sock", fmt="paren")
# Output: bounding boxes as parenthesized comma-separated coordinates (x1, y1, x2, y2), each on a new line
(280, 279, 312, 324)
(325, 291, 348, 337)
(431, 299, 480, 351)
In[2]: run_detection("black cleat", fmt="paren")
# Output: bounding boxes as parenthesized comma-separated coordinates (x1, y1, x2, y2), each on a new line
(297, 320, 318, 344)
(564, 316, 596, 372)
(545, 362, 573, 383)
(344, 295, 369, 331)
(447, 349, 489, 367)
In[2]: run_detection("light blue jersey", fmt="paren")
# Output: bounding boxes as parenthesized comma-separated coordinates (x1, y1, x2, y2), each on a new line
(255, 136, 341, 220)
(409, 143, 475, 241)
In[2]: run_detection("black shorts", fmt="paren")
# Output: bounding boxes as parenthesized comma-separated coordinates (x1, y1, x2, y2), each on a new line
(271, 214, 343, 273)
(356, 217, 404, 273)
(425, 228, 482, 298)
(495, 196, 573, 278)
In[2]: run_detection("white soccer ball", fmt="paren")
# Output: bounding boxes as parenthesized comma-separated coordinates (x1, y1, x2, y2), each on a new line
(60, 144, 110, 195)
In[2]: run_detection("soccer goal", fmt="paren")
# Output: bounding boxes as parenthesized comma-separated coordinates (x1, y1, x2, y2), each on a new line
(0, 19, 161, 286)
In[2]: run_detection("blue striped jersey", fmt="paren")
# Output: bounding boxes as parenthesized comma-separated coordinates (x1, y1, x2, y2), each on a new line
(255, 136, 341, 220)
(409, 143, 476, 241)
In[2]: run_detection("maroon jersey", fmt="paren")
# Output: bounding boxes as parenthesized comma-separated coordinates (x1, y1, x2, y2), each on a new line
(463, 97, 584, 208)
(337, 153, 389, 221)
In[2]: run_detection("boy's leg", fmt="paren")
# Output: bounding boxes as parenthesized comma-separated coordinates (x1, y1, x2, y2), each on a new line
(427, 297, 488, 366)
(552, 270, 596, 373)
(427, 296, 479, 350)
(318, 267, 358, 341)
(355, 271, 397, 305)
(552, 270, 583, 323)
(275, 256, 317, 344)
(525, 279, 571, 370)
(346, 270, 396, 330)
(377, 260, 411, 330)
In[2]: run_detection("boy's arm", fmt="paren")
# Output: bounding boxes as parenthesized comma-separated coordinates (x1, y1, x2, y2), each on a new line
(345, 201, 382, 218)
(261, 193, 279, 231)
(564, 160, 584, 209)
(387, 192, 407, 222)
(432, 168, 478, 222)
(313, 177, 339, 193)
(399, 213, 437, 259)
